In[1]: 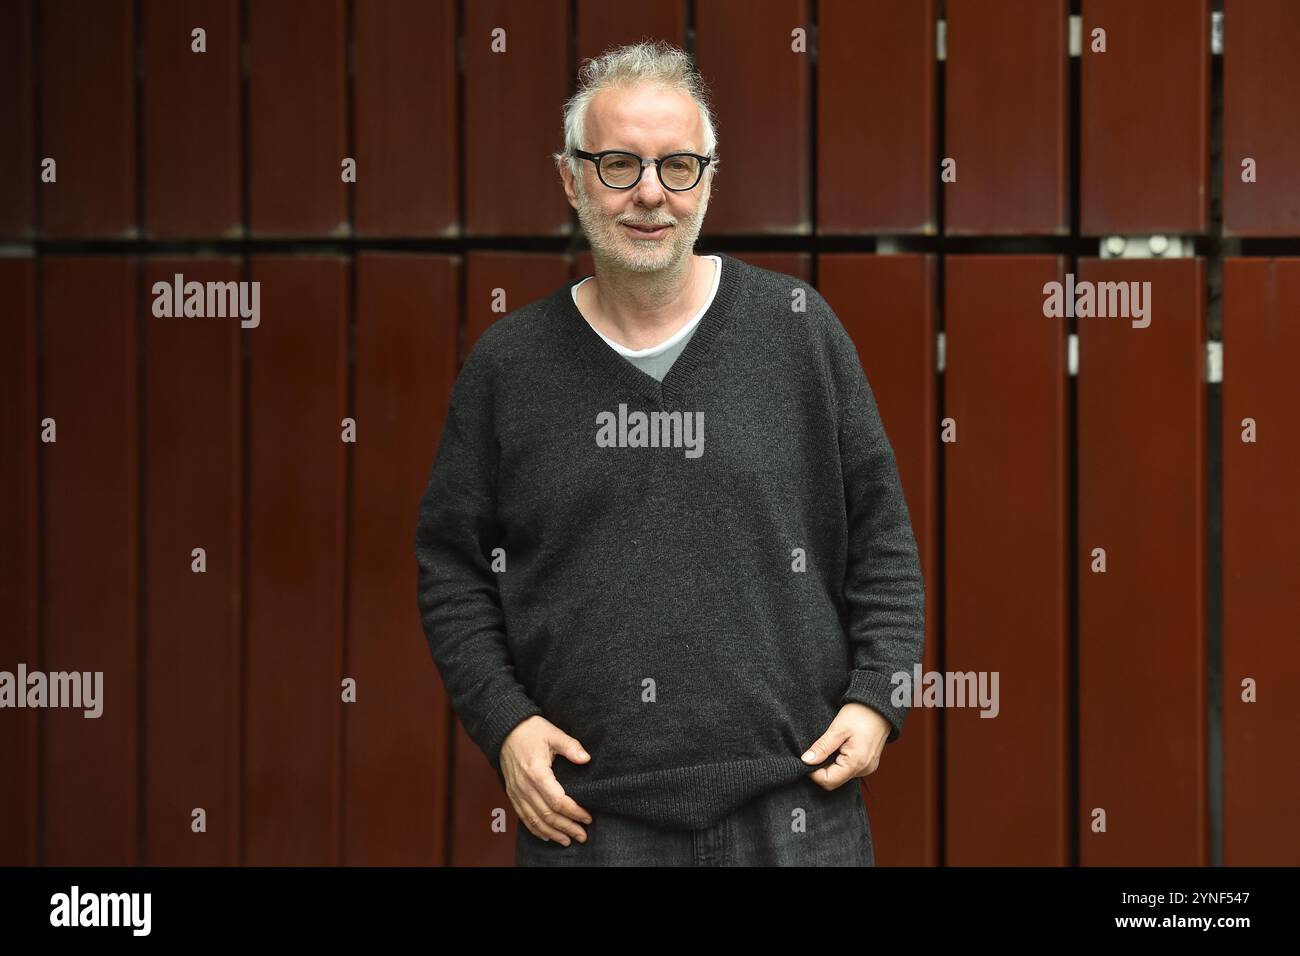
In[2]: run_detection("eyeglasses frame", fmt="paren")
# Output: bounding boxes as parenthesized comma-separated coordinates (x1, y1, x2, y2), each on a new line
(570, 148, 713, 192)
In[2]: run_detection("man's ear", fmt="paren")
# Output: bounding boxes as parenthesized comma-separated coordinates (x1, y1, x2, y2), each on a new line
(560, 163, 579, 210)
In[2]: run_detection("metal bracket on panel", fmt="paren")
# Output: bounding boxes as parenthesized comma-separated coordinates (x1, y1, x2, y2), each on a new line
(1211, 11, 1224, 56)
(1206, 340, 1223, 384)
(936, 331, 946, 374)
(1069, 15, 1082, 57)
(1068, 333, 1078, 377)
(1098, 235, 1195, 259)
(876, 236, 902, 255)
(936, 19, 947, 62)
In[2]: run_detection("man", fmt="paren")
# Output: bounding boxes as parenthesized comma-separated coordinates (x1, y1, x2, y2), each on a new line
(414, 40, 925, 866)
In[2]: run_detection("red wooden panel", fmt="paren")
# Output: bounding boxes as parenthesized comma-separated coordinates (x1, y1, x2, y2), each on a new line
(346, 254, 459, 865)
(1221, 258, 1300, 865)
(729, 251, 810, 284)
(42, 258, 139, 864)
(354, 0, 458, 237)
(39, 0, 137, 238)
(452, 252, 568, 866)
(576, 3, 686, 60)
(0, 258, 37, 863)
(462, 252, 570, 360)
(1077, 257, 1206, 866)
(695, 0, 810, 234)
(1080, 0, 1210, 235)
(247, 1, 347, 236)
(819, 254, 938, 866)
(943, 256, 1070, 866)
(944, 0, 1067, 235)
(142, 0, 242, 238)
(0, 0, 35, 238)
(819, 0, 935, 235)
(244, 257, 348, 863)
(1223, 0, 1300, 236)
(463, 0, 570, 237)
(140, 258, 242, 864)
(450, 721, 515, 867)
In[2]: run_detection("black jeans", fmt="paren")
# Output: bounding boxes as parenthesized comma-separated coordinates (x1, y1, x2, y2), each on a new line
(515, 774, 874, 867)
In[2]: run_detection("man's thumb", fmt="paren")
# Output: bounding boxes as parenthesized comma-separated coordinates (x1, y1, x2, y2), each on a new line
(802, 725, 849, 764)
(552, 732, 590, 763)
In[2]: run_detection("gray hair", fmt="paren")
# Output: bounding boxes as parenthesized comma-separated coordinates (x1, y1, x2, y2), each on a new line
(552, 40, 720, 184)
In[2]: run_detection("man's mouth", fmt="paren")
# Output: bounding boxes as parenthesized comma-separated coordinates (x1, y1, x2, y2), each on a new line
(622, 222, 671, 239)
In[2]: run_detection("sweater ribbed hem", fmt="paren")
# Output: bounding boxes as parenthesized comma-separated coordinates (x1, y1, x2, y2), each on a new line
(554, 755, 825, 831)
(840, 668, 907, 743)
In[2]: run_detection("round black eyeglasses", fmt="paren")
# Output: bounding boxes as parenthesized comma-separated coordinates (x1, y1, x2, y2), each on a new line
(571, 149, 712, 191)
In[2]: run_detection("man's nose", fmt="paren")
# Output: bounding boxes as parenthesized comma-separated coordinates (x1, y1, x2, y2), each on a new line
(633, 160, 666, 203)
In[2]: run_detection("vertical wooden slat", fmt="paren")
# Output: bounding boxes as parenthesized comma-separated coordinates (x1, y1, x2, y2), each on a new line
(1080, 0, 1210, 235)
(449, 722, 515, 866)
(247, 0, 347, 236)
(576, 2, 686, 60)
(1222, 0, 1300, 236)
(943, 255, 1070, 865)
(944, 0, 1068, 235)
(694, 0, 810, 234)
(463, 0, 570, 237)
(0, 0, 35, 238)
(345, 254, 459, 864)
(819, 0, 935, 235)
(0, 257, 38, 863)
(819, 253, 939, 866)
(730, 251, 811, 284)
(39, 0, 137, 238)
(140, 258, 242, 864)
(1221, 258, 1300, 865)
(42, 257, 140, 864)
(243, 256, 348, 863)
(1076, 257, 1207, 865)
(353, 0, 458, 237)
(141, 0, 243, 238)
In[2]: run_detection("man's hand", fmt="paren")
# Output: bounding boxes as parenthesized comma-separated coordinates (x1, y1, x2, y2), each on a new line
(500, 715, 593, 845)
(800, 702, 891, 790)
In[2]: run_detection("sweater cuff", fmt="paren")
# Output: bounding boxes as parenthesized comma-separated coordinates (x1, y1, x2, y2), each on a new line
(840, 669, 907, 743)
(479, 692, 544, 775)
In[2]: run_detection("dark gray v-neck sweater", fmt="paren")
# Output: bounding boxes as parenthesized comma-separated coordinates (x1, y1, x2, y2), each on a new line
(414, 252, 925, 830)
